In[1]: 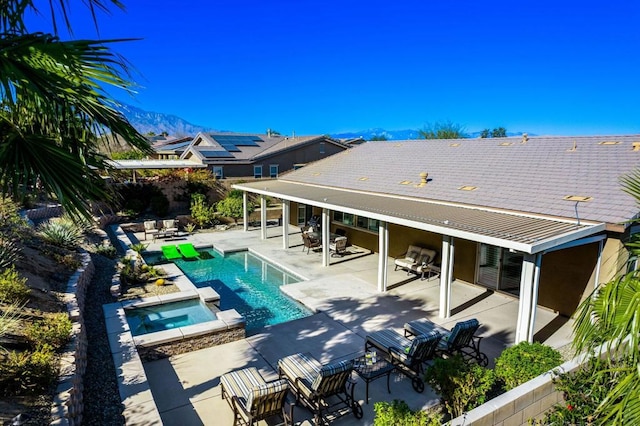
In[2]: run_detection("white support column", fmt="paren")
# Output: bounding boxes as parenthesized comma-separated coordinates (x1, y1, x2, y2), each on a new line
(377, 221, 389, 292)
(282, 200, 290, 249)
(260, 195, 267, 240)
(243, 191, 249, 232)
(439, 236, 454, 318)
(594, 239, 604, 289)
(321, 209, 330, 266)
(515, 253, 542, 343)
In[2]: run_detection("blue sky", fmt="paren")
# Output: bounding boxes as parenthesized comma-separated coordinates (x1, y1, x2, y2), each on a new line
(27, 1, 640, 136)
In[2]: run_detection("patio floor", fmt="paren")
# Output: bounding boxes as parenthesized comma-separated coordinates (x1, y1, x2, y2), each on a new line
(131, 225, 574, 425)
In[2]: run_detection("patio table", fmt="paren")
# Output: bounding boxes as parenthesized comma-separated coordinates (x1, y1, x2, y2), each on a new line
(352, 351, 394, 404)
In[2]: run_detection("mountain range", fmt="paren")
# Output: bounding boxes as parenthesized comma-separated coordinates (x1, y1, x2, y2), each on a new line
(118, 103, 528, 141)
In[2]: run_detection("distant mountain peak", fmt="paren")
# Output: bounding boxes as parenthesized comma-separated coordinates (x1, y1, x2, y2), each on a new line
(117, 102, 216, 137)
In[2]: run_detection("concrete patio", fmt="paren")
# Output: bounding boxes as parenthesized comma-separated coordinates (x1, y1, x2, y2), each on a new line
(131, 225, 574, 425)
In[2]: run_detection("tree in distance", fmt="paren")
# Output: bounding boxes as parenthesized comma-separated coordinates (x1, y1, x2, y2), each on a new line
(369, 134, 388, 141)
(419, 120, 467, 139)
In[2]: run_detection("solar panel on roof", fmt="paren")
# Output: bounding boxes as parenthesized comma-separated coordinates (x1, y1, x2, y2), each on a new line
(212, 135, 263, 146)
(220, 144, 241, 152)
(199, 150, 234, 158)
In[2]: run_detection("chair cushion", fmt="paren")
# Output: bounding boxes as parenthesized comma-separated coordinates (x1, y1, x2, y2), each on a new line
(246, 379, 288, 411)
(144, 221, 157, 231)
(405, 245, 422, 262)
(366, 329, 412, 355)
(278, 352, 321, 391)
(438, 319, 480, 350)
(404, 319, 448, 337)
(417, 248, 436, 266)
(311, 359, 353, 391)
(220, 367, 267, 402)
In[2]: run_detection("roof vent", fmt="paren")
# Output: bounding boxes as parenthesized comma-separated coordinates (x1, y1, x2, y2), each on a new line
(415, 172, 429, 187)
(563, 195, 593, 202)
(567, 140, 577, 152)
(399, 180, 412, 185)
(449, 143, 460, 147)
(521, 133, 528, 143)
(499, 142, 514, 146)
(458, 185, 477, 191)
(358, 177, 369, 181)
(632, 142, 640, 152)
(598, 141, 620, 145)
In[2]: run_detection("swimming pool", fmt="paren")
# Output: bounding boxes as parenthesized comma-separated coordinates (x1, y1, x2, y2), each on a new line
(126, 298, 217, 336)
(147, 249, 311, 333)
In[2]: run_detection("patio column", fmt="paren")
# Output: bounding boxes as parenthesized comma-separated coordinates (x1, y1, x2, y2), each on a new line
(321, 208, 330, 267)
(243, 191, 249, 232)
(515, 253, 542, 343)
(377, 221, 389, 292)
(439, 236, 454, 318)
(260, 195, 267, 240)
(282, 200, 290, 249)
(594, 239, 604, 289)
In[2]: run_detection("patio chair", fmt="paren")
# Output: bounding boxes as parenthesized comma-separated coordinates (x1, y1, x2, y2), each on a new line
(278, 352, 362, 425)
(365, 329, 441, 393)
(329, 236, 348, 257)
(220, 367, 293, 426)
(177, 243, 200, 260)
(161, 244, 182, 261)
(143, 220, 159, 241)
(405, 318, 488, 366)
(302, 233, 321, 254)
(394, 246, 437, 279)
(162, 219, 179, 234)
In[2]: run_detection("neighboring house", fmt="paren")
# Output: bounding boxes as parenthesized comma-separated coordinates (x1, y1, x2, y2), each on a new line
(179, 132, 350, 179)
(234, 134, 640, 343)
(148, 135, 193, 160)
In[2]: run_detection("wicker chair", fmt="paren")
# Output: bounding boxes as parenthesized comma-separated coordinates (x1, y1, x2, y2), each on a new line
(220, 367, 293, 426)
(365, 329, 441, 393)
(301, 233, 321, 254)
(278, 352, 362, 425)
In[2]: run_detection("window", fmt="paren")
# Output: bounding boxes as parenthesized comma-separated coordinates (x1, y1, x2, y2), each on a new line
(320, 142, 325, 154)
(269, 164, 279, 178)
(333, 211, 378, 233)
(213, 166, 223, 179)
(293, 163, 306, 170)
(254, 165, 263, 179)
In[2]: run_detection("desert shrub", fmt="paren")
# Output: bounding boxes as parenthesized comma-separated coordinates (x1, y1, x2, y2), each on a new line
(542, 357, 620, 425)
(38, 219, 83, 249)
(150, 194, 170, 216)
(0, 302, 24, 352)
(0, 238, 21, 269)
(25, 313, 72, 351)
(0, 267, 30, 303)
(374, 399, 442, 426)
(216, 196, 245, 224)
(495, 341, 563, 391)
(425, 355, 496, 418)
(94, 243, 117, 259)
(190, 193, 217, 228)
(0, 345, 58, 396)
(0, 198, 28, 237)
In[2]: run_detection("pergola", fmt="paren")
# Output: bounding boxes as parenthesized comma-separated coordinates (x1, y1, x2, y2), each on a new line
(234, 180, 606, 343)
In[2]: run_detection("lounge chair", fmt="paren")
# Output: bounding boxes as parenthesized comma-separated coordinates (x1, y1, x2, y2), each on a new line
(220, 367, 293, 426)
(178, 243, 200, 259)
(162, 219, 179, 234)
(161, 245, 182, 261)
(365, 329, 441, 392)
(143, 220, 159, 241)
(278, 352, 362, 425)
(329, 236, 348, 257)
(394, 246, 437, 280)
(405, 318, 488, 366)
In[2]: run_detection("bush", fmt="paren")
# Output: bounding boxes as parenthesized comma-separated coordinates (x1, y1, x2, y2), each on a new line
(0, 345, 58, 396)
(38, 219, 83, 249)
(374, 400, 442, 426)
(25, 313, 72, 351)
(190, 193, 217, 228)
(0, 267, 30, 303)
(216, 196, 245, 224)
(495, 341, 563, 391)
(425, 355, 496, 418)
(0, 238, 21, 269)
(94, 243, 117, 259)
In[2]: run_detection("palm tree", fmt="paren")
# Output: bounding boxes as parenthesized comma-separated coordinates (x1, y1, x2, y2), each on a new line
(572, 169, 640, 424)
(0, 0, 151, 218)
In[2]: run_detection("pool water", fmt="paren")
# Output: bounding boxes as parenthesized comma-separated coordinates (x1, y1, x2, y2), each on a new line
(146, 249, 311, 333)
(126, 299, 217, 336)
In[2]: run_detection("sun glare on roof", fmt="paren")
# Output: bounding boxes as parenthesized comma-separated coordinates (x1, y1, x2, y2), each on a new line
(563, 195, 593, 202)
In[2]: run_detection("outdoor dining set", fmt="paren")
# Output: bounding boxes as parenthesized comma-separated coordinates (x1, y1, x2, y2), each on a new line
(143, 219, 180, 241)
(219, 317, 488, 425)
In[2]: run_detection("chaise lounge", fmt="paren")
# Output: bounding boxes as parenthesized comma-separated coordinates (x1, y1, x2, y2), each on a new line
(177, 243, 200, 260)
(161, 244, 182, 261)
(394, 245, 437, 280)
(278, 352, 362, 425)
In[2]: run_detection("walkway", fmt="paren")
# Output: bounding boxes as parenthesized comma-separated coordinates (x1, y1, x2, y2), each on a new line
(134, 225, 574, 425)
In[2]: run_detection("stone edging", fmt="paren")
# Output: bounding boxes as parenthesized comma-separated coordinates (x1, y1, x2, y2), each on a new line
(50, 250, 94, 426)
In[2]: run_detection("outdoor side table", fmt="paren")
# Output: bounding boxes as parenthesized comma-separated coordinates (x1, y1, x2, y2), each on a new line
(352, 353, 394, 404)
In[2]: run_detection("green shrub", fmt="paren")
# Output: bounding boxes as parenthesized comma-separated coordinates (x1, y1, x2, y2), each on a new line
(374, 400, 442, 426)
(25, 313, 72, 351)
(190, 193, 217, 228)
(542, 357, 620, 425)
(0, 238, 21, 269)
(94, 243, 117, 259)
(0, 345, 58, 396)
(38, 219, 83, 249)
(0, 267, 30, 303)
(425, 355, 496, 418)
(495, 342, 563, 391)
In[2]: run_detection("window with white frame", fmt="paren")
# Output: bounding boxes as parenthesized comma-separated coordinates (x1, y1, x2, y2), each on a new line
(269, 164, 279, 178)
(254, 165, 263, 179)
(319, 142, 326, 154)
(213, 166, 223, 179)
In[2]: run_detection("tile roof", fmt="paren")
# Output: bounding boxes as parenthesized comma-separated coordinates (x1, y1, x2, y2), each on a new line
(281, 135, 640, 227)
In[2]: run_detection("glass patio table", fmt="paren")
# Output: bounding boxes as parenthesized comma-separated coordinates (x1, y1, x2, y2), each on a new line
(352, 351, 394, 404)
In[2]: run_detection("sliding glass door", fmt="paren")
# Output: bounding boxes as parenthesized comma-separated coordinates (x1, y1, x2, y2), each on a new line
(477, 244, 522, 297)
